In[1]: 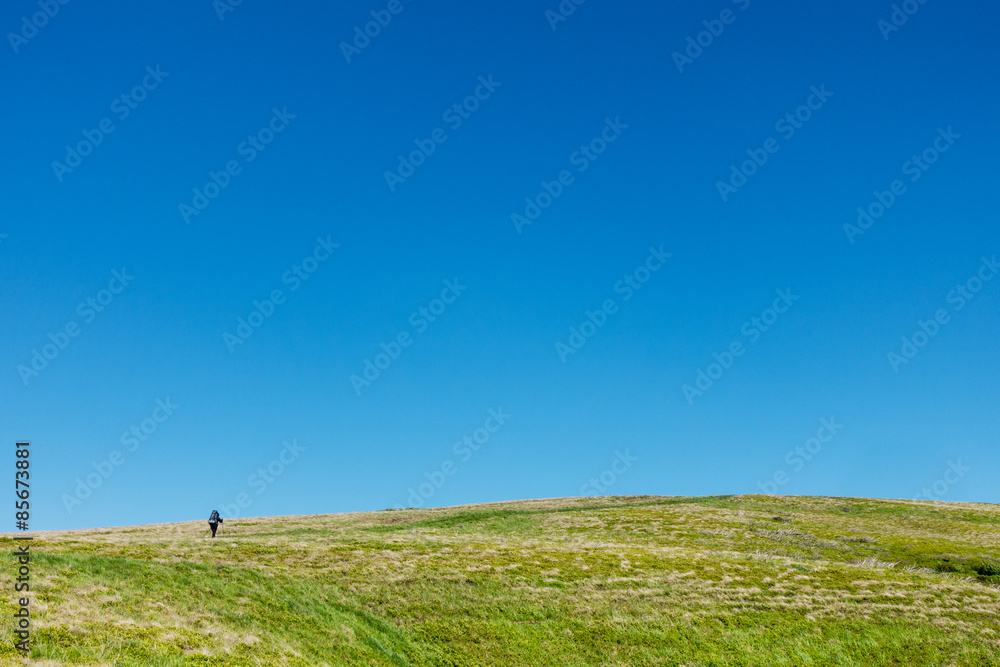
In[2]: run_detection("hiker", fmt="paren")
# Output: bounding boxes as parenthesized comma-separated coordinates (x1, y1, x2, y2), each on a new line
(208, 509, 223, 537)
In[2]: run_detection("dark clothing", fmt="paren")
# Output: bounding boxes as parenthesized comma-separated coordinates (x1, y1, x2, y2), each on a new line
(208, 509, 223, 537)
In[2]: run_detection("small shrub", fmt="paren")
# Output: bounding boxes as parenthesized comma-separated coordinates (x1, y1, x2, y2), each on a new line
(971, 559, 1000, 577)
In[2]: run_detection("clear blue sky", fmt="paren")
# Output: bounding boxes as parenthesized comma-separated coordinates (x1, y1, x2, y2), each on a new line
(2, 0, 997, 530)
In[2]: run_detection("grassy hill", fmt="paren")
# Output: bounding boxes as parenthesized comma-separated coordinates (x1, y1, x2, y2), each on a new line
(2, 495, 999, 666)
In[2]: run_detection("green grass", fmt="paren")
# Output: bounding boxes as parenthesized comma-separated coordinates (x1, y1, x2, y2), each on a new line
(2, 494, 999, 665)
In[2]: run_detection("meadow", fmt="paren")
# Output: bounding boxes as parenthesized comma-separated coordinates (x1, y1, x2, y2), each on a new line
(2, 494, 998, 666)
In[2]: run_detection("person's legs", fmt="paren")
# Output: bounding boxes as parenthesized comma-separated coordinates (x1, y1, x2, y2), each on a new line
(209, 521, 217, 537)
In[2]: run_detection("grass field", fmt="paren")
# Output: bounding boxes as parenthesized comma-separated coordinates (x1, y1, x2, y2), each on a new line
(2, 495, 999, 666)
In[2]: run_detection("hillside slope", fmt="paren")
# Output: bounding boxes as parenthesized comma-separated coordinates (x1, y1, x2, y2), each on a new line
(2, 495, 999, 666)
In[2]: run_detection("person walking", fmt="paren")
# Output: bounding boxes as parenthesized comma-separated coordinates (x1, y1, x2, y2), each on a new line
(208, 509, 223, 537)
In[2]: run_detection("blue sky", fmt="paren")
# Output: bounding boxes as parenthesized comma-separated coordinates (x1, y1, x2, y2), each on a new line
(2, 0, 998, 530)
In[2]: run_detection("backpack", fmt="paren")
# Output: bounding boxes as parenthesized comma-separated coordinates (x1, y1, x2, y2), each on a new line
(209, 510, 220, 523)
